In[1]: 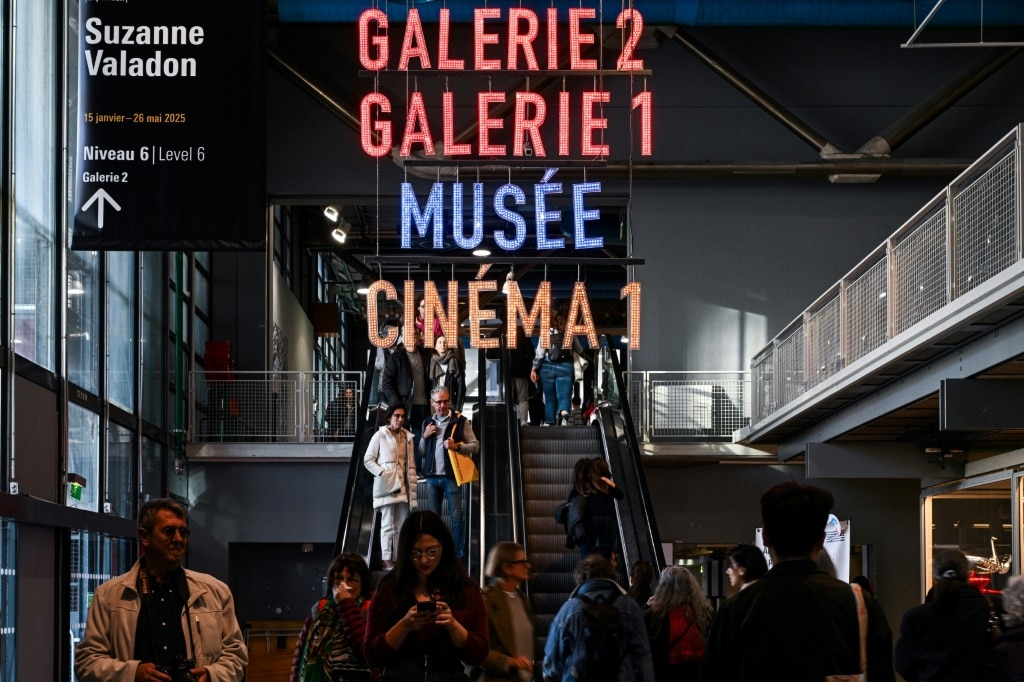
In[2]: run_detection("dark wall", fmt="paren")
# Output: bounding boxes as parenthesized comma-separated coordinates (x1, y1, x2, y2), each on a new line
(644, 461, 922, 636)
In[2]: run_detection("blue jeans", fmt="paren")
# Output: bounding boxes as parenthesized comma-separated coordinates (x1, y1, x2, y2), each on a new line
(422, 476, 465, 560)
(539, 360, 574, 424)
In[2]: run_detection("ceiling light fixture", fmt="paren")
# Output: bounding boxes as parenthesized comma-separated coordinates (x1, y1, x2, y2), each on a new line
(356, 286, 370, 295)
(501, 270, 514, 295)
(472, 248, 491, 257)
(331, 221, 350, 244)
(323, 205, 340, 223)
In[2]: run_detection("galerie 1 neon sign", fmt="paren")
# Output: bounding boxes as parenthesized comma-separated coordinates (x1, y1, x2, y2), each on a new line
(358, 5, 648, 349)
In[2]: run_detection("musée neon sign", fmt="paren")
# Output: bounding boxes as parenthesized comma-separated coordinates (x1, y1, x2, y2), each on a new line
(359, 5, 649, 349)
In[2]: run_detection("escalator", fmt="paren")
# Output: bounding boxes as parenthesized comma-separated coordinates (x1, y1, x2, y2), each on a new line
(335, 336, 664, 653)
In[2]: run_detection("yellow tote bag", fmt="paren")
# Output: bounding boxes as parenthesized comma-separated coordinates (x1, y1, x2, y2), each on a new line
(447, 445, 479, 486)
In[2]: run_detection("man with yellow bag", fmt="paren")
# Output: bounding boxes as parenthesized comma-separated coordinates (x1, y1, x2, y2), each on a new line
(419, 386, 479, 563)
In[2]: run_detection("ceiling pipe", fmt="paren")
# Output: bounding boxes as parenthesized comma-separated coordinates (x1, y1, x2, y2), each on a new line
(275, 0, 1024, 27)
(857, 46, 1024, 156)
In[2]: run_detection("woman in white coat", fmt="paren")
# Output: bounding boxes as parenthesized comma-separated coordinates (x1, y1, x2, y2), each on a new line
(363, 404, 418, 570)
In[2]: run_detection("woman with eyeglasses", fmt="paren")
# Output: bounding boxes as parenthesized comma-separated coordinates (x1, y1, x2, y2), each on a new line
(364, 510, 489, 681)
(291, 553, 374, 682)
(473, 542, 536, 682)
(363, 404, 418, 571)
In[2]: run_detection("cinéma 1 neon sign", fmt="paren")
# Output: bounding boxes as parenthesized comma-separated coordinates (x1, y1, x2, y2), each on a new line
(359, 4, 649, 349)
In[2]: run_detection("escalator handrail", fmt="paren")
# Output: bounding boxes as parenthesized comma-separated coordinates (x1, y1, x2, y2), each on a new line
(335, 349, 378, 558)
(600, 336, 666, 572)
(499, 334, 528, 549)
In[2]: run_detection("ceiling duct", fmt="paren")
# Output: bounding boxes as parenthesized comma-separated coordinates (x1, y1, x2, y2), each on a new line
(276, 0, 1024, 28)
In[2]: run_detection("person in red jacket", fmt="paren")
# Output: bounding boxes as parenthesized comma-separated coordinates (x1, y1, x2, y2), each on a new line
(364, 510, 488, 681)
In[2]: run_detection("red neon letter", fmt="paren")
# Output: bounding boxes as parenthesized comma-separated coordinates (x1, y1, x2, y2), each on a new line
(358, 9, 388, 70)
(507, 8, 539, 70)
(632, 90, 652, 156)
(558, 91, 570, 156)
(547, 7, 559, 70)
(398, 9, 431, 70)
(437, 8, 464, 70)
(400, 92, 435, 157)
(513, 92, 547, 156)
(474, 8, 502, 70)
(582, 91, 610, 156)
(360, 93, 392, 157)
(569, 8, 596, 70)
(443, 92, 471, 156)
(478, 92, 507, 156)
(616, 8, 645, 70)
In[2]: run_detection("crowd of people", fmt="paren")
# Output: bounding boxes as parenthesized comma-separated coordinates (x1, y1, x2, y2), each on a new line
(73, 479, 1024, 681)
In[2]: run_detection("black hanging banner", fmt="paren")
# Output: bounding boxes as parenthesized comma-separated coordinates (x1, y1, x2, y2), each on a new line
(72, 0, 266, 251)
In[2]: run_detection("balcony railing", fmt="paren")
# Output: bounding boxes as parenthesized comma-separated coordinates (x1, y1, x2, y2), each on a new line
(624, 370, 751, 441)
(189, 367, 749, 446)
(189, 370, 364, 443)
(750, 123, 1023, 428)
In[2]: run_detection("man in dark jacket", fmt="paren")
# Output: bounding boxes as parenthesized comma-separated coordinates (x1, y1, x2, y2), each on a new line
(700, 482, 862, 681)
(382, 327, 431, 470)
(418, 386, 479, 562)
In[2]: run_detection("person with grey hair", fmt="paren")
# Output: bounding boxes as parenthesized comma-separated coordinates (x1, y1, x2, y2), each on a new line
(473, 542, 535, 681)
(895, 548, 992, 681)
(644, 566, 713, 681)
(75, 498, 248, 682)
(542, 554, 655, 682)
(984, 575, 1024, 680)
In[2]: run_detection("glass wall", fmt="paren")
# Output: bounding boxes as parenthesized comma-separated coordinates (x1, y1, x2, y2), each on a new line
(142, 252, 167, 428)
(924, 478, 1013, 597)
(69, 530, 134, 681)
(106, 422, 135, 521)
(67, 250, 100, 393)
(0, 521, 16, 682)
(107, 252, 136, 411)
(13, 0, 56, 370)
(66, 405, 100, 511)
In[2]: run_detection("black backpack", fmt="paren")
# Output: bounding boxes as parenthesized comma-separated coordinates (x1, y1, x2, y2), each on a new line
(574, 592, 624, 681)
(547, 329, 566, 362)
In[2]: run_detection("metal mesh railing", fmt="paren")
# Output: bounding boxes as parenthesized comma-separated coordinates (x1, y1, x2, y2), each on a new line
(892, 206, 949, 335)
(623, 371, 750, 441)
(844, 255, 889, 366)
(750, 124, 1024, 428)
(189, 371, 363, 443)
(806, 295, 842, 390)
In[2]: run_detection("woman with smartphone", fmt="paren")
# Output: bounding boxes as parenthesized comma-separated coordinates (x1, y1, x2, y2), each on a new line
(364, 510, 488, 681)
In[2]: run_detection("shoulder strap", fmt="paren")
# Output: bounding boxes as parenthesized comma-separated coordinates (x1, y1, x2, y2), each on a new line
(850, 583, 867, 676)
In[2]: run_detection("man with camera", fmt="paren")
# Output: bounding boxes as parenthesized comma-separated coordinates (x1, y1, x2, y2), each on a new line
(76, 498, 248, 682)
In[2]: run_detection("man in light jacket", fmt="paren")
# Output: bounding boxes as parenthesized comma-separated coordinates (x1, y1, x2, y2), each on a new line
(75, 498, 247, 682)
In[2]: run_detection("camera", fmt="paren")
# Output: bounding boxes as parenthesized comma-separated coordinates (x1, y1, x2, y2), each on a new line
(161, 657, 199, 682)
(416, 600, 437, 612)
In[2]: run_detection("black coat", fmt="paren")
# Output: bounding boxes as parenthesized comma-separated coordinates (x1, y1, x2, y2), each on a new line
(555, 494, 587, 549)
(984, 624, 1024, 682)
(894, 581, 992, 681)
(381, 344, 430, 412)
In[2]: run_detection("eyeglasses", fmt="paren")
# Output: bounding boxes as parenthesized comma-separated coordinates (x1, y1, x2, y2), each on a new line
(154, 526, 190, 539)
(409, 545, 442, 560)
(431, 399, 449, 405)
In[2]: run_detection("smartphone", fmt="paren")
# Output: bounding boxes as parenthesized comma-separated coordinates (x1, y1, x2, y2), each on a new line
(416, 600, 437, 612)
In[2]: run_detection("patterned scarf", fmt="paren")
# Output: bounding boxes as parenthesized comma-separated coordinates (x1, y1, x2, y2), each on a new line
(297, 598, 369, 682)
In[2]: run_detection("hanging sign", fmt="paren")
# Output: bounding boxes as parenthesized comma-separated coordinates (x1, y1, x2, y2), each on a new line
(71, 0, 266, 250)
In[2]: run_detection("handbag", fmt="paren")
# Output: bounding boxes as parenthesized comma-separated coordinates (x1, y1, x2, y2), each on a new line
(372, 467, 403, 497)
(448, 445, 479, 486)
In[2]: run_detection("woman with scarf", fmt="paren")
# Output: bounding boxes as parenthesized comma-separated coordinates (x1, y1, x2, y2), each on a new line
(429, 336, 465, 412)
(291, 553, 374, 682)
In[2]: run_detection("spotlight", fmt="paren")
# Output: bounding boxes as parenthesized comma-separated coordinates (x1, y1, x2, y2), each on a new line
(472, 248, 491, 257)
(331, 221, 350, 244)
(356, 286, 370, 295)
(501, 271, 514, 295)
(323, 206, 340, 223)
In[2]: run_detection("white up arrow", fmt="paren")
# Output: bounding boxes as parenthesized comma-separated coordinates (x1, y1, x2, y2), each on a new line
(81, 188, 122, 229)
